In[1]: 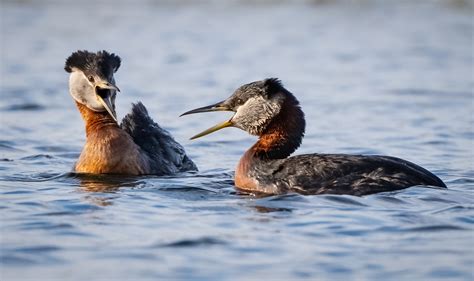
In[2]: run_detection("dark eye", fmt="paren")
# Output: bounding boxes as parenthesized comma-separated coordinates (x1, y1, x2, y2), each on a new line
(87, 76, 94, 82)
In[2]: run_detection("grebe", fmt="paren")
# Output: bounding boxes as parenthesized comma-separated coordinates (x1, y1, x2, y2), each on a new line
(181, 78, 446, 196)
(65, 50, 196, 175)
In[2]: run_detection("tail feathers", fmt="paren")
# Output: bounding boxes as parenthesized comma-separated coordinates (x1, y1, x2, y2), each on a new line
(376, 156, 446, 188)
(121, 102, 197, 175)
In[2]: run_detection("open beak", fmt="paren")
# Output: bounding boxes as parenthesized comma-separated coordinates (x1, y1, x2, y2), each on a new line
(180, 101, 234, 140)
(97, 81, 120, 92)
(189, 120, 233, 140)
(180, 100, 229, 116)
(95, 81, 120, 122)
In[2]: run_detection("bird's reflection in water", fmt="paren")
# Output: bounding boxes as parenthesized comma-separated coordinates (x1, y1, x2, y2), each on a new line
(72, 173, 145, 206)
(252, 205, 293, 213)
(82, 195, 115, 207)
(247, 193, 307, 213)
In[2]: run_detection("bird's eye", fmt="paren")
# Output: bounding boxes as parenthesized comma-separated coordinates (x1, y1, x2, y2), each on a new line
(88, 76, 94, 82)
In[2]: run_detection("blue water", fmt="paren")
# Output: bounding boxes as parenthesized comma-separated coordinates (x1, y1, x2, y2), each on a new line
(1, 1, 473, 280)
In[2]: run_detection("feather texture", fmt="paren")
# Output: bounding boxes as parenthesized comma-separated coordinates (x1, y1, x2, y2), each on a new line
(243, 154, 446, 196)
(121, 102, 197, 175)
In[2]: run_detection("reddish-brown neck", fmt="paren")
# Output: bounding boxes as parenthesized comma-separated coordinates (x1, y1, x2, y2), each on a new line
(75, 102, 118, 136)
(251, 98, 305, 160)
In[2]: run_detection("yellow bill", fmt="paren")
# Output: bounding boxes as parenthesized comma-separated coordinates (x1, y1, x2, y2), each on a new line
(190, 120, 233, 140)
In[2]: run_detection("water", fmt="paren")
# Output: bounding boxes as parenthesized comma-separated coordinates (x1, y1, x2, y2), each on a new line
(1, 1, 473, 280)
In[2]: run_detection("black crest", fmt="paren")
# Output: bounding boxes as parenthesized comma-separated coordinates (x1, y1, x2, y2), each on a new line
(263, 78, 284, 96)
(64, 50, 121, 76)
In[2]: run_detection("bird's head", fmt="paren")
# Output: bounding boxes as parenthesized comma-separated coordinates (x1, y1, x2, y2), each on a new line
(181, 78, 288, 139)
(65, 50, 121, 122)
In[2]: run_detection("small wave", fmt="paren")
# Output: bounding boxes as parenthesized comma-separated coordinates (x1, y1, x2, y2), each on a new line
(20, 154, 54, 160)
(18, 221, 74, 231)
(334, 229, 368, 237)
(34, 145, 74, 153)
(191, 169, 234, 179)
(406, 225, 467, 232)
(448, 177, 474, 184)
(1, 172, 67, 182)
(158, 237, 226, 248)
(0, 141, 24, 152)
(431, 205, 473, 214)
(252, 205, 293, 213)
(56, 152, 81, 159)
(4, 103, 45, 111)
(158, 185, 220, 193)
(0, 255, 36, 266)
(321, 195, 368, 207)
(419, 196, 457, 204)
(15, 245, 61, 253)
(267, 193, 308, 202)
(377, 224, 468, 233)
(371, 195, 407, 204)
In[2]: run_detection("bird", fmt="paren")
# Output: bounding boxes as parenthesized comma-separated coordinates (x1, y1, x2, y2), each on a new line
(65, 50, 197, 175)
(181, 78, 446, 196)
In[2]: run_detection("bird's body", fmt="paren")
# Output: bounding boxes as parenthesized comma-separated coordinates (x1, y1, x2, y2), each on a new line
(237, 152, 446, 196)
(74, 102, 150, 174)
(182, 78, 446, 196)
(66, 50, 196, 175)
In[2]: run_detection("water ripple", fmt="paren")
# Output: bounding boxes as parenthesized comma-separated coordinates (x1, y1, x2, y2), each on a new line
(157, 237, 227, 248)
(4, 103, 45, 111)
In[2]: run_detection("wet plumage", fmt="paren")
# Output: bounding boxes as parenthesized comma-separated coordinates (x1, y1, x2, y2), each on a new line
(181, 78, 446, 196)
(121, 102, 197, 174)
(65, 50, 197, 175)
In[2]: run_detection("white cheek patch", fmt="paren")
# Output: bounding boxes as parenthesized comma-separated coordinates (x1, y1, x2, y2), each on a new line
(69, 72, 104, 112)
(232, 94, 284, 135)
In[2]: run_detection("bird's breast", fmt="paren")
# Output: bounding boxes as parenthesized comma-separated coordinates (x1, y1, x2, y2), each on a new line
(234, 150, 282, 194)
(74, 127, 150, 175)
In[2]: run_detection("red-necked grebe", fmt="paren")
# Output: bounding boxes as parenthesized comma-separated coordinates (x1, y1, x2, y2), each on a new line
(65, 50, 196, 175)
(181, 78, 446, 196)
